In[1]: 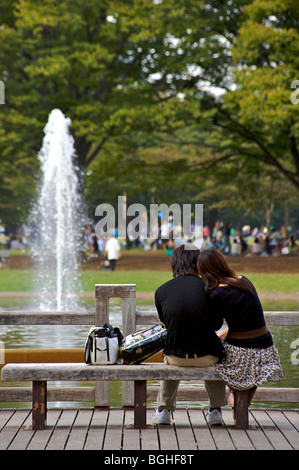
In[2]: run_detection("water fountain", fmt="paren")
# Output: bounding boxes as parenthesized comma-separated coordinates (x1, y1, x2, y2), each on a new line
(31, 109, 83, 311)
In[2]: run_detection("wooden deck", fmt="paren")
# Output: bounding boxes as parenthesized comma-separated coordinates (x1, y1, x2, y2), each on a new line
(0, 407, 298, 451)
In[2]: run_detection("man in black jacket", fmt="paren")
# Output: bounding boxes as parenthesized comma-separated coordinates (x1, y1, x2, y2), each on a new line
(153, 244, 227, 426)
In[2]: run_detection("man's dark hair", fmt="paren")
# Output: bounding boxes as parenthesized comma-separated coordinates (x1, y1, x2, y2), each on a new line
(170, 244, 200, 277)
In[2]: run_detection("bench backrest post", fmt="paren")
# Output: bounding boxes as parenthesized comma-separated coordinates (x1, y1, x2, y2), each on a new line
(94, 284, 136, 408)
(94, 284, 136, 331)
(95, 297, 109, 327)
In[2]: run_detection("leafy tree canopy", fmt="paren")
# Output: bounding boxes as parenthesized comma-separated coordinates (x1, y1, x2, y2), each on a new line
(0, 0, 298, 229)
(194, 0, 299, 194)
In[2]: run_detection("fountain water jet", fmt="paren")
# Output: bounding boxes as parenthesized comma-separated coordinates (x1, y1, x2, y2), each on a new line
(31, 109, 83, 311)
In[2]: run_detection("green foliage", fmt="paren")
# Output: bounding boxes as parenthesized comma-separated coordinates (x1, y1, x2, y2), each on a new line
(0, 0, 298, 227)
(0, 0, 253, 226)
(210, 0, 299, 191)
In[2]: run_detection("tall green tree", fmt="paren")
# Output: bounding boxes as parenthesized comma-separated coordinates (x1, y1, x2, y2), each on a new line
(192, 0, 299, 193)
(0, 0, 250, 225)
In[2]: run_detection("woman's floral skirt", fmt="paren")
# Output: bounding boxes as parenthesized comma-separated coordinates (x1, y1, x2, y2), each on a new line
(214, 342, 284, 390)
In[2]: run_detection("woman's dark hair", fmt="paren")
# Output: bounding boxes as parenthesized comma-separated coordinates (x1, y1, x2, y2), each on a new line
(197, 248, 254, 294)
(171, 244, 200, 277)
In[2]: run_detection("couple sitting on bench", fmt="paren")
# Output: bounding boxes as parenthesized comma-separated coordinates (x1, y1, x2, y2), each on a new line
(153, 244, 283, 426)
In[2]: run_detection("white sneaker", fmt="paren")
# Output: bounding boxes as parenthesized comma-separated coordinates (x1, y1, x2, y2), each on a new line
(206, 409, 223, 426)
(152, 409, 171, 425)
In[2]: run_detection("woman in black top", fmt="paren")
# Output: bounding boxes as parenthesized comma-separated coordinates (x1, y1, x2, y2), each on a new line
(197, 248, 283, 409)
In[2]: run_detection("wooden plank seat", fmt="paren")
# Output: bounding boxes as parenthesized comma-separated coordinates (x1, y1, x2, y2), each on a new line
(1, 362, 280, 431)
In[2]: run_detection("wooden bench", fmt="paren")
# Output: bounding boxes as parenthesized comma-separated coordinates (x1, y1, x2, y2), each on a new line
(1, 362, 280, 431)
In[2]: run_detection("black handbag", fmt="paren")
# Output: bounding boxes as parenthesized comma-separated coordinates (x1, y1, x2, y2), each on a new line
(121, 324, 167, 365)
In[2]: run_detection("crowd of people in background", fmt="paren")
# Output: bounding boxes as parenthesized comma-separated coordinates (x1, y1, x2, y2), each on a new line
(201, 221, 299, 257)
(79, 219, 299, 263)
(0, 219, 298, 270)
(58, 219, 299, 264)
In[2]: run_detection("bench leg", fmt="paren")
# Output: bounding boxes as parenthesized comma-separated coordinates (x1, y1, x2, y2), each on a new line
(234, 389, 249, 429)
(32, 381, 47, 430)
(134, 380, 147, 429)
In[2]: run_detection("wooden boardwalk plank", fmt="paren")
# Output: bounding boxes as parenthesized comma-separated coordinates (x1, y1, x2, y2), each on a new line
(208, 409, 236, 450)
(46, 409, 78, 450)
(156, 412, 179, 450)
(283, 410, 299, 432)
(250, 410, 293, 450)
(0, 410, 31, 450)
(222, 409, 255, 450)
(267, 410, 299, 450)
(102, 409, 124, 450)
(27, 409, 61, 450)
(140, 410, 160, 451)
(244, 411, 274, 450)
(0, 410, 15, 431)
(6, 411, 35, 450)
(123, 409, 141, 450)
(172, 409, 197, 450)
(84, 410, 108, 450)
(0, 408, 298, 450)
(65, 409, 93, 450)
(188, 409, 217, 450)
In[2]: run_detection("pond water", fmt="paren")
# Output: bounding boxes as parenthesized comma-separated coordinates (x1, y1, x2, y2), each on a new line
(0, 298, 298, 410)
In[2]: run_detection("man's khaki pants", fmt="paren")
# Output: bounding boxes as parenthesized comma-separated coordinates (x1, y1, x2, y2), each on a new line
(157, 355, 227, 411)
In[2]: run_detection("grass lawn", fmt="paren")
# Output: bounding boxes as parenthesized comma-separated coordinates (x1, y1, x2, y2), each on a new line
(241, 273, 299, 294)
(0, 269, 298, 294)
(79, 270, 172, 292)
